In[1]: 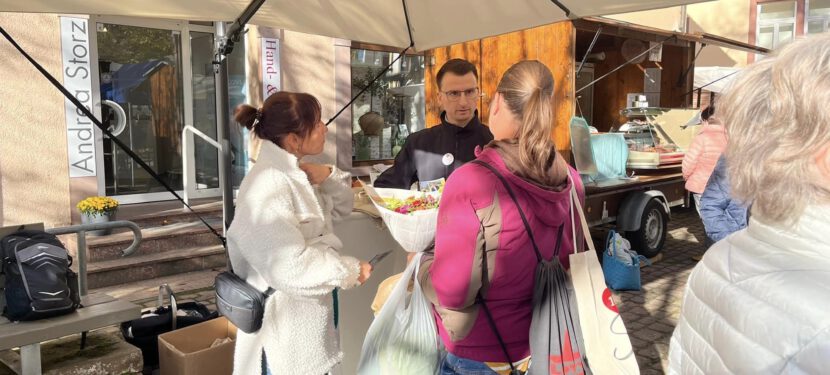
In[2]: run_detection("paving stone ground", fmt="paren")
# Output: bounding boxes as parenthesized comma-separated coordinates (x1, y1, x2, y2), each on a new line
(602, 207, 707, 374)
(138, 207, 707, 374)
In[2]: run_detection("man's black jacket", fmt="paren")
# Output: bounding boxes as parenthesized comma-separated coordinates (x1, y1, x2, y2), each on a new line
(373, 112, 493, 189)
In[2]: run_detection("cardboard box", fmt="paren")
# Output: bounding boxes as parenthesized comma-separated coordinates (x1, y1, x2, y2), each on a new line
(158, 317, 237, 375)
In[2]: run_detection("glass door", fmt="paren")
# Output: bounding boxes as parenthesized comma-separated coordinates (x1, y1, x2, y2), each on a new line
(187, 31, 220, 199)
(95, 19, 220, 203)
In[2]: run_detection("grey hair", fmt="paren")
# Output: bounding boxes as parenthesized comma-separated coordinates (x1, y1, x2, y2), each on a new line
(720, 32, 830, 226)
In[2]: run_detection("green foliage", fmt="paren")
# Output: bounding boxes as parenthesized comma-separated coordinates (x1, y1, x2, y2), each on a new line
(97, 24, 178, 64)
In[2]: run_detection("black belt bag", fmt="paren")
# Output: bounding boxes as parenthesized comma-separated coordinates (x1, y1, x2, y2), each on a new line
(215, 271, 274, 334)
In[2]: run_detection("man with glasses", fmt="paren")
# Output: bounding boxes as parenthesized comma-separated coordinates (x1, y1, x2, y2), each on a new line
(374, 58, 493, 189)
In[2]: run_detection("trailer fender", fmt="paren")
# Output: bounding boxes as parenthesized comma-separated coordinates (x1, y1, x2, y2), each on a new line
(617, 191, 670, 232)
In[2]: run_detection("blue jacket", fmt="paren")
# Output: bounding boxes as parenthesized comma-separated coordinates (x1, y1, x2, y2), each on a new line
(700, 156, 748, 242)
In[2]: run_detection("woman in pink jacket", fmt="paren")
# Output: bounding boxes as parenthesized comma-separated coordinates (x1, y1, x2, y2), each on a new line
(681, 106, 727, 216)
(418, 60, 583, 375)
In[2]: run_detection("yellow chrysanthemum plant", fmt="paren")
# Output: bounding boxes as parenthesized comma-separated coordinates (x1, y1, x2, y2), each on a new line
(76, 196, 119, 217)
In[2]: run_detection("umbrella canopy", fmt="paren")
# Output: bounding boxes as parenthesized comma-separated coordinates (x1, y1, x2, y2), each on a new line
(1, 0, 711, 50)
(693, 66, 741, 93)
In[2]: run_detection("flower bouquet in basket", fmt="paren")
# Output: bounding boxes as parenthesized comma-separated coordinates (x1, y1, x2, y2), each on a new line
(360, 181, 442, 252)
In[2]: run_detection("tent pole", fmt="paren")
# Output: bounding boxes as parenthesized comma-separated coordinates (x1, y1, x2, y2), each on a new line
(214, 21, 234, 238)
(577, 26, 603, 76)
(212, 0, 266, 246)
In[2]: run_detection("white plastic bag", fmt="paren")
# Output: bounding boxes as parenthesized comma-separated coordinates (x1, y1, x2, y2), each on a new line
(610, 232, 634, 266)
(357, 252, 441, 375)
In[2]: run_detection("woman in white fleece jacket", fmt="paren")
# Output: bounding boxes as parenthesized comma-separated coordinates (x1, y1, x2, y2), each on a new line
(227, 92, 373, 375)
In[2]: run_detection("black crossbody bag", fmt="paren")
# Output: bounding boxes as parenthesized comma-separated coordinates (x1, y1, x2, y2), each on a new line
(215, 269, 275, 334)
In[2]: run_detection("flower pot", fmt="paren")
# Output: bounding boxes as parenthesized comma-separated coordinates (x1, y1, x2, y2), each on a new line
(81, 212, 115, 236)
(358, 112, 385, 136)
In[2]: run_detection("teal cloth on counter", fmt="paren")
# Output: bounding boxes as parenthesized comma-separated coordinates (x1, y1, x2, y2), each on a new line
(590, 133, 628, 180)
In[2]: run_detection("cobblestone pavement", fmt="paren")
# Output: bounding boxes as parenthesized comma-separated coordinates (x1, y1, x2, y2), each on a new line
(140, 207, 706, 374)
(602, 207, 707, 374)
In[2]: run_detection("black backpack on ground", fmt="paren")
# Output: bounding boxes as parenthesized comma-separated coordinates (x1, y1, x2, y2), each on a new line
(0, 230, 81, 321)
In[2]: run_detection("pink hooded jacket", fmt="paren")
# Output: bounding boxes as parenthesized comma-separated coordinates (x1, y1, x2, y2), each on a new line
(419, 146, 584, 362)
(682, 124, 727, 194)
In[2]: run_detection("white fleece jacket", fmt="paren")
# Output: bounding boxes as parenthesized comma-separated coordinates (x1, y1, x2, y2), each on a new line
(227, 141, 361, 375)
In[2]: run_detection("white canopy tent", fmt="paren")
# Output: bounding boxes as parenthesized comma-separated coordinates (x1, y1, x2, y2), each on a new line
(1, 0, 712, 51)
(694, 66, 742, 93)
(1, 0, 721, 245)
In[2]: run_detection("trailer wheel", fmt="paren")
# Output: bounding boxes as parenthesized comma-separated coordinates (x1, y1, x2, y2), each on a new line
(627, 199, 667, 258)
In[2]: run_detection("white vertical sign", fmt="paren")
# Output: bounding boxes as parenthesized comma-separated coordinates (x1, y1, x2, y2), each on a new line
(261, 38, 280, 99)
(60, 17, 96, 177)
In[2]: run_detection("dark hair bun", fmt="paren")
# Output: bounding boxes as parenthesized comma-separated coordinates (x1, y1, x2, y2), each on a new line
(234, 104, 258, 130)
(701, 105, 716, 121)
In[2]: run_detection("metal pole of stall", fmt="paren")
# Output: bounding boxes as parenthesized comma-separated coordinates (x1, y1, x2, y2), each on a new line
(214, 21, 234, 236)
(213, 0, 266, 269)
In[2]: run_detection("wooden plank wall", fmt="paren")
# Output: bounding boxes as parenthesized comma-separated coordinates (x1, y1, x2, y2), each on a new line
(424, 22, 575, 152)
(664, 45, 693, 107)
(587, 41, 693, 132)
(589, 39, 645, 132)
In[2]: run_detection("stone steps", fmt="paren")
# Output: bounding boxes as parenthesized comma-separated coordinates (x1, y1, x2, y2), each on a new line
(89, 268, 222, 304)
(86, 245, 226, 289)
(83, 199, 227, 291)
(86, 219, 224, 263)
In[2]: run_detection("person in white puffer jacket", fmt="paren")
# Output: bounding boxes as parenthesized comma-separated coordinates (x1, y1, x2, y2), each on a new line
(668, 33, 830, 374)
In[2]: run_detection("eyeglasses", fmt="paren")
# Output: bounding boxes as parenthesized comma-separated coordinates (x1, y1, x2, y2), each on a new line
(441, 88, 481, 102)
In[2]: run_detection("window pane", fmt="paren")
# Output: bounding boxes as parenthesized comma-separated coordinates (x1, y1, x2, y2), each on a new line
(190, 31, 219, 189)
(759, 1, 796, 20)
(808, 20, 826, 33)
(758, 26, 775, 49)
(98, 24, 185, 195)
(808, 0, 830, 16)
(779, 23, 795, 45)
(351, 50, 425, 162)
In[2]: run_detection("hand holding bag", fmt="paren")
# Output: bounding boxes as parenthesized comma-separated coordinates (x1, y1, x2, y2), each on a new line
(568, 178, 640, 375)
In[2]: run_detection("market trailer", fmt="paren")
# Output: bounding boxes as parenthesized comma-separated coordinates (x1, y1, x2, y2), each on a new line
(423, 17, 766, 256)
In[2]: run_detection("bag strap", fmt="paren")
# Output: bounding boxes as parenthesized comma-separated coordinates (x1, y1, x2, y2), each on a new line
(475, 292, 520, 374)
(476, 242, 517, 373)
(471, 160, 570, 375)
(469, 161, 517, 371)
(568, 174, 595, 253)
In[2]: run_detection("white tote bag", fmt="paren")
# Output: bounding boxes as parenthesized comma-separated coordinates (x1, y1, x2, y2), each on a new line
(357, 252, 441, 375)
(568, 178, 640, 375)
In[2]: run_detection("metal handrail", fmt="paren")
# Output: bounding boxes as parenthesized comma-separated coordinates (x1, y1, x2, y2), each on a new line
(182, 125, 223, 206)
(46, 220, 142, 296)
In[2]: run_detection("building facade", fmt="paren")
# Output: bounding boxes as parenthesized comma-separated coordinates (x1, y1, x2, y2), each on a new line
(611, 0, 830, 68)
(0, 13, 353, 227)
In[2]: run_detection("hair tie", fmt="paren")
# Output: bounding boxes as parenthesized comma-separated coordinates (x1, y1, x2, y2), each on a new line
(252, 109, 263, 130)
